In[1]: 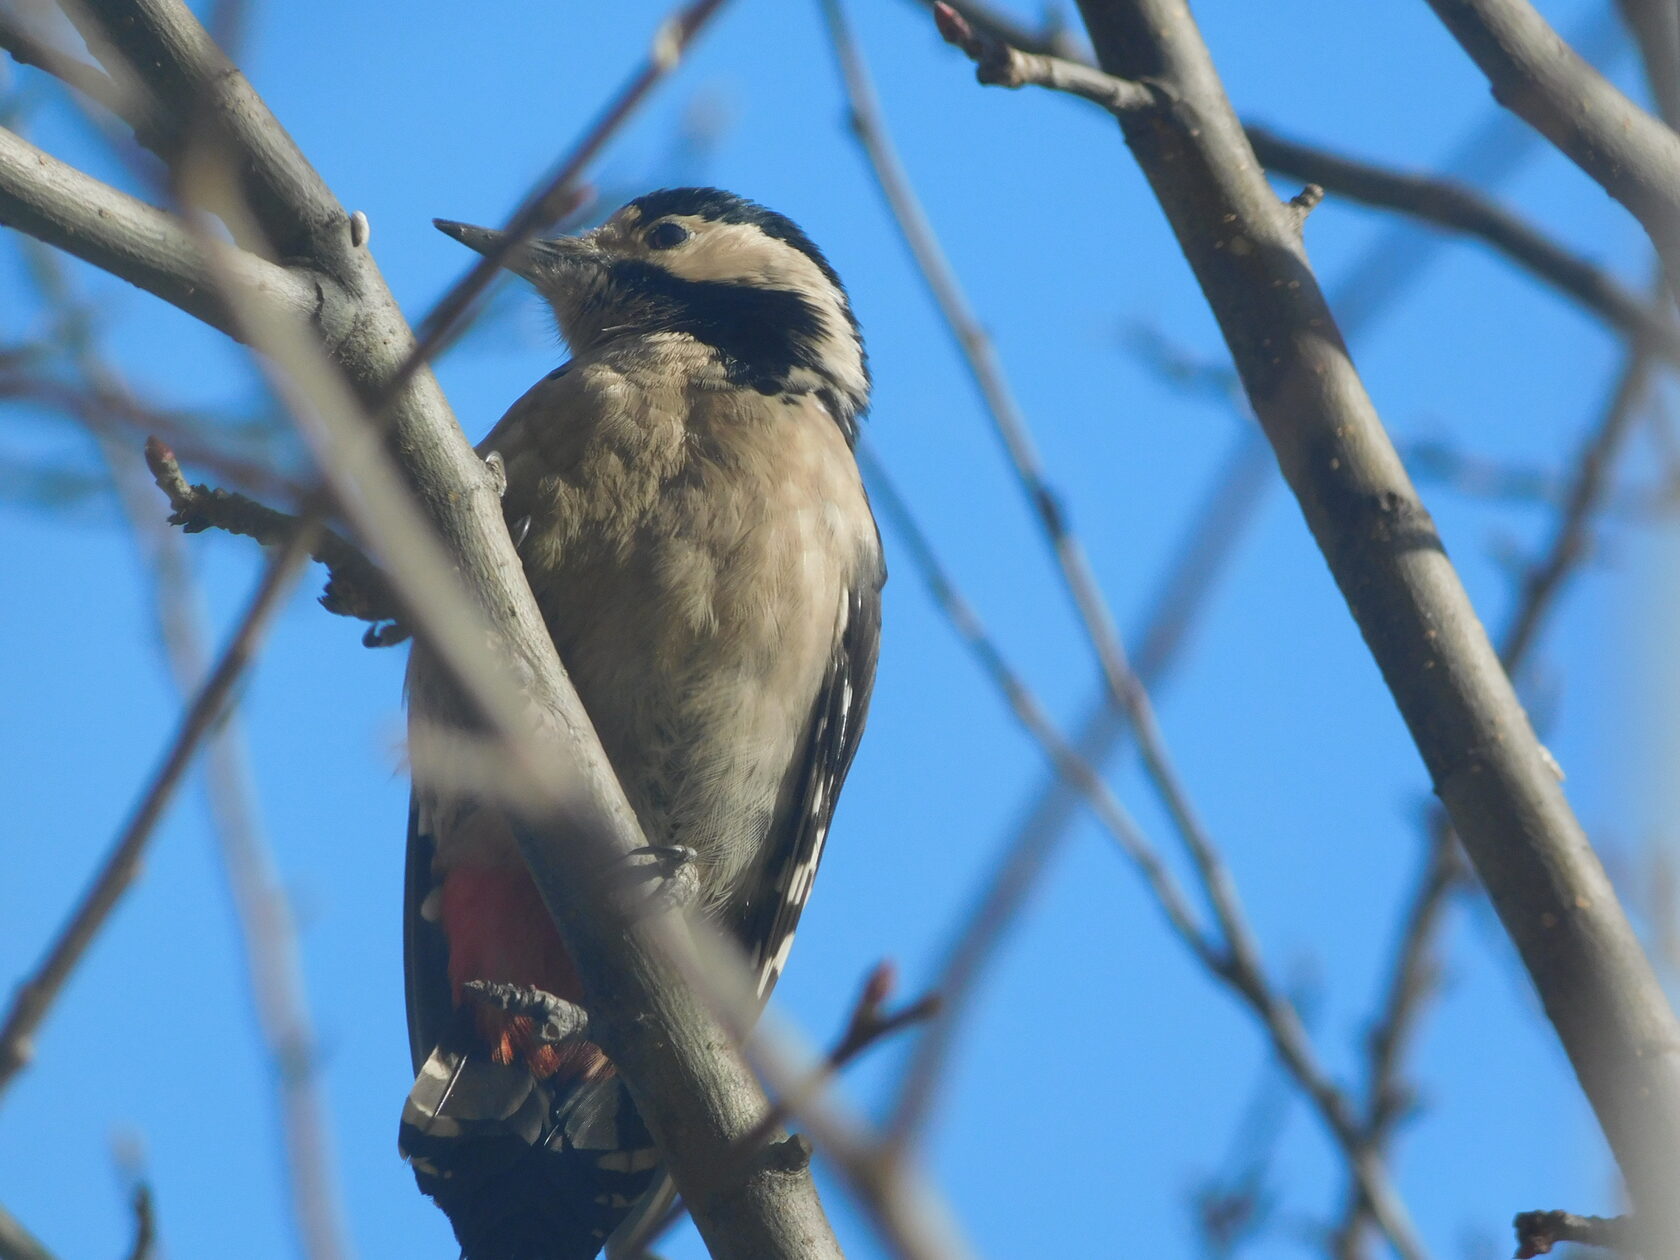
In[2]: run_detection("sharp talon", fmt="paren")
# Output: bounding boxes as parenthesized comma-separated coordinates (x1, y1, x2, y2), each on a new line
(615, 844, 700, 914)
(463, 981, 591, 1045)
(512, 515, 532, 550)
(483, 450, 508, 496)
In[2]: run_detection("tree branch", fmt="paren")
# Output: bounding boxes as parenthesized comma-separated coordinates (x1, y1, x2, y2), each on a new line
(0, 125, 315, 341)
(1244, 125, 1680, 370)
(1513, 1209, 1635, 1257)
(923, 0, 1672, 370)
(1022, 0, 1680, 1245)
(0, 536, 311, 1098)
(144, 438, 400, 637)
(1422, 0, 1680, 294)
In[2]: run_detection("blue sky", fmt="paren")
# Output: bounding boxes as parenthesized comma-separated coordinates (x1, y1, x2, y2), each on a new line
(0, 0, 1668, 1256)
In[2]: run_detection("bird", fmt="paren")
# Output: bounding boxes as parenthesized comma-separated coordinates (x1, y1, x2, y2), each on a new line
(398, 187, 884, 1260)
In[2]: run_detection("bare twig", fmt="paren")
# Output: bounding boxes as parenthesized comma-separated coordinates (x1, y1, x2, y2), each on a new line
(0, 373, 305, 507)
(932, 2, 1150, 111)
(824, 18, 1424, 1249)
(734, 963, 939, 1161)
(0, 125, 315, 342)
(1513, 1209, 1635, 1257)
(401, 0, 730, 379)
(144, 438, 400, 636)
(20, 234, 354, 1260)
(0, 534, 311, 1098)
(0, 10, 132, 125)
(919, 1, 1665, 366)
(122, 1185, 154, 1260)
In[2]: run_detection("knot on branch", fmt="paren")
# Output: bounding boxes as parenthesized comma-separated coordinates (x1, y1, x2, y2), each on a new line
(1513, 1209, 1632, 1257)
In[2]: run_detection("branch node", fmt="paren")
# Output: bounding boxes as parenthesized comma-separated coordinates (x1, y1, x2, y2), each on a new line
(1513, 1209, 1633, 1257)
(932, 1, 1151, 115)
(144, 437, 404, 635)
(349, 210, 370, 248)
(1286, 183, 1325, 232)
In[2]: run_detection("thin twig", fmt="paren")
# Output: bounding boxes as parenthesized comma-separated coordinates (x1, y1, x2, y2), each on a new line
(734, 962, 939, 1162)
(1422, 0, 1680, 293)
(820, 24, 1423, 1249)
(919, 0, 1665, 368)
(18, 236, 353, 1260)
(0, 533, 311, 1098)
(144, 438, 400, 637)
(398, 0, 730, 384)
(1245, 125, 1680, 371)
(858, 444, 1423, 1254)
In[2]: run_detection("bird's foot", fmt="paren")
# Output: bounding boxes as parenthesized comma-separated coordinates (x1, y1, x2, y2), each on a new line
(463, 980, 591, 1047)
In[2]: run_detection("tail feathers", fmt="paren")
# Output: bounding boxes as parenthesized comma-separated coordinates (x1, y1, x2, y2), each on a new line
(400, 1043, 662, 1260)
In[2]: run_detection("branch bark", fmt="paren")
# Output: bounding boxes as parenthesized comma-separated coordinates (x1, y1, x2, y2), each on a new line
(1422, 0, 1680, 294)
(1032, 0, 1680, 1244)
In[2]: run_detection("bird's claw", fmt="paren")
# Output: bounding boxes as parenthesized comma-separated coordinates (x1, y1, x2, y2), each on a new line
(614, 844, 700, 916)
(462, 980, 591, 1046)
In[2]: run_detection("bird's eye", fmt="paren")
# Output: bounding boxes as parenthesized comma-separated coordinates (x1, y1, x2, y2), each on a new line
(645, 221, 691, 250)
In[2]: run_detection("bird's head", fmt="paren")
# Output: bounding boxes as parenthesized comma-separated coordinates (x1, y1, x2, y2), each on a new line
(435, 187, 869, 436)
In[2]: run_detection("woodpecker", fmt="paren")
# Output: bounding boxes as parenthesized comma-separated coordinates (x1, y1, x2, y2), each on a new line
(399, 188, 883, 1260)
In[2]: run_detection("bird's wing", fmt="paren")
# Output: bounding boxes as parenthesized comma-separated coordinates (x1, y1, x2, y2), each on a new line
(731, 559, 884, 999)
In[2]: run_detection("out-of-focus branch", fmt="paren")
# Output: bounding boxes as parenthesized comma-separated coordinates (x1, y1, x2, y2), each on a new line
(832, 3, 1426, 1248)
(145, 438, 400, 635)
(0, 535, 311, 1098)
(1422, 0, 1680, 293)
(0, 10, 131, 124)
(859, 445, 1423, 1256)
(104, 439, 352, 1260)
(0, 1201, 55, 1260)
(0, 373, 305, 506)
(988, 0, 1680, 1246)
(734, 963, 939, 1161)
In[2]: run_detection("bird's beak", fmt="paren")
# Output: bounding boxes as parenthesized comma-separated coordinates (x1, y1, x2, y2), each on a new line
(432, 219, 597, 283)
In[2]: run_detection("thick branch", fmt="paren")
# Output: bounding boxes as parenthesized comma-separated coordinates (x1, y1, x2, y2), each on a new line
(1422, 0, 1680, 292)
(1048, 0, 1680, 1243)
(0, 126, 314, 341)
(1245, 125, 1680, 370)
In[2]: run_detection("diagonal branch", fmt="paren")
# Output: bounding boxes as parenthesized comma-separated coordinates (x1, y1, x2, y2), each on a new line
(1421, 0, 1680, 294)
(1034, 0, 1680, 1248)
(1245, 125, 1680, 370)
(0, 535, 312, 1098)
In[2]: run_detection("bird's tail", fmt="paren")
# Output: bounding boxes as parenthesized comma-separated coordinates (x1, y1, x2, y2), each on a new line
(400, 1035, 662, 1260)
